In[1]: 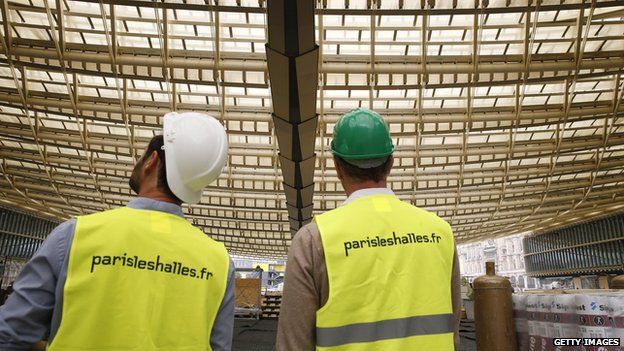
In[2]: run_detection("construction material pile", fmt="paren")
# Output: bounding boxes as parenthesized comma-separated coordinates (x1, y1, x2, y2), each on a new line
(512, 291, 624, 351)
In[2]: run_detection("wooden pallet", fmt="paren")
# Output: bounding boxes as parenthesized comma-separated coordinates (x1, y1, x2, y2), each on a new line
(235, 307, 261, 320)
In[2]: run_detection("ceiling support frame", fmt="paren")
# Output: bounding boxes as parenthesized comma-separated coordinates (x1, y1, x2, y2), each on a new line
(266, 0, 319, 236)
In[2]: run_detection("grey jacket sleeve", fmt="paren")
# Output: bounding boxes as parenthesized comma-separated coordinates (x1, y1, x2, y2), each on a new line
(451, 247, 461, 349)
(210, 257, 235, 351)
(275, 224, 319, 351)
(0, 219, 74, 350)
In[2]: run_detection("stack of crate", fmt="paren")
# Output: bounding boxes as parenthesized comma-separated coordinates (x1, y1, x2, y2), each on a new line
(261, 292, 282, 319)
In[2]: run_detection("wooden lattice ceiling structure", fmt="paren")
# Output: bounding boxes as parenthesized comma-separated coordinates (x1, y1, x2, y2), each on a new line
(0, 0, 623, 258)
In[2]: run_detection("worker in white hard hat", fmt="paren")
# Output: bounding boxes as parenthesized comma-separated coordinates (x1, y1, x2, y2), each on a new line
(0, 112, 234, 351)
(277, 108, 461, 350)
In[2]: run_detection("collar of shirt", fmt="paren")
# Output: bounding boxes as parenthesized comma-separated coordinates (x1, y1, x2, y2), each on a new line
(126, 197, 185, 218)
(342, 187, 395, 206)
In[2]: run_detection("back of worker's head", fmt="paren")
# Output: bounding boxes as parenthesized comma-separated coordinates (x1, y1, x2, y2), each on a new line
(129, 112, 228, 204)
(331, 108, 394, 184)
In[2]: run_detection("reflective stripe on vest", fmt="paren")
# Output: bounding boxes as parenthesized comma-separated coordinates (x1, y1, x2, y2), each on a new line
(317, 313, 454, 347)
(48, 207, 229, 351)
(315, 194, 455, 350)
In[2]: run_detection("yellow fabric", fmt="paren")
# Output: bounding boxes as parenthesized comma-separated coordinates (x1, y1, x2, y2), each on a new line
(316, 334, 454, 351)
(315, 194, 455, 350)
(48, 207, 229, 351)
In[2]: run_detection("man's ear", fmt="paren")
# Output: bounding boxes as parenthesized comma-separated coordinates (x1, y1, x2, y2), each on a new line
(143, 150, 160, 173)
(334, 157, 344, 181)
(382, 155, 394, 180)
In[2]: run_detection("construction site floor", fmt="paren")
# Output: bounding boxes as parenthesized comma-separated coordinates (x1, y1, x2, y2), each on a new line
(233, 319, 477, 351)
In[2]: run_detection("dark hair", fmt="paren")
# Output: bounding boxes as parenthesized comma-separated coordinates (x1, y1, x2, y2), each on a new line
(334, 155, 392, 183)
(145, 135, 182, 203)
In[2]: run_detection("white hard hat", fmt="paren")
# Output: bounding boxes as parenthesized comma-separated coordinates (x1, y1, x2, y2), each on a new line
(163, 112, 228, 204)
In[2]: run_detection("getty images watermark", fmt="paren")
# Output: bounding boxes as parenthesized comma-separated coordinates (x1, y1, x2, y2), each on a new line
(553, 338, 620, 347)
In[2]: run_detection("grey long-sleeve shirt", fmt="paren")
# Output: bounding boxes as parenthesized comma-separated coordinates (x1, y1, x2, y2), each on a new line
(0, 197, 235, 351)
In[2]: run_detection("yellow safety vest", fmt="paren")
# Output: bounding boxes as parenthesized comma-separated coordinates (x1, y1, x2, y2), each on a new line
(48, 207, 229, 351)
(315, 194, 455, 351)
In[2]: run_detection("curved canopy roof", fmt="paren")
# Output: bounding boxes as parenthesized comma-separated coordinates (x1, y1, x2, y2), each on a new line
(0, 0, 623, 257)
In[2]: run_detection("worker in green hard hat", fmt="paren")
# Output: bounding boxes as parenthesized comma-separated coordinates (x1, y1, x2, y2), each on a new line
(277, 108, 461, 351)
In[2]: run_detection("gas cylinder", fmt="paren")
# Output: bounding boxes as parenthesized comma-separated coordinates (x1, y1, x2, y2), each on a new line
(612, 274, 624, 289)
(474, 261, 518, 351)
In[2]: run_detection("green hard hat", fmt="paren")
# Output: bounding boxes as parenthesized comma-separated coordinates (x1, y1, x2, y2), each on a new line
(331, 108, 394, 162)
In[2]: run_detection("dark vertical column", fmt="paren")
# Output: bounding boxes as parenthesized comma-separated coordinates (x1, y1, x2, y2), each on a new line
(266, 0, 319, 237)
